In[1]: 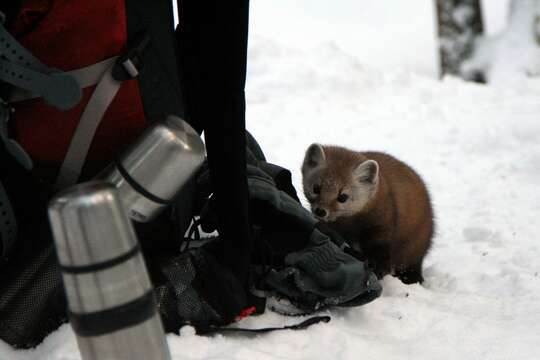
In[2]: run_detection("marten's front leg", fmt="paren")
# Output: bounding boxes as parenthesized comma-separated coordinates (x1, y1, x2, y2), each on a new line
(363, 241, 392, 279)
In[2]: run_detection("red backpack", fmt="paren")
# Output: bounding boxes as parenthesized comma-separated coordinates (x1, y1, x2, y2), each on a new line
(5, 0, 183, 185)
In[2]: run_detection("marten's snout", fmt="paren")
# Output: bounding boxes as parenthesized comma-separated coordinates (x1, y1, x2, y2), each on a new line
(313, 207, 327, 218)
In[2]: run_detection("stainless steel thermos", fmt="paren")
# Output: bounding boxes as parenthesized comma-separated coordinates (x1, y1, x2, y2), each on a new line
(47, 115, 206, 358)
(48, 182, 171, 360)
(98, 115, 205, 222)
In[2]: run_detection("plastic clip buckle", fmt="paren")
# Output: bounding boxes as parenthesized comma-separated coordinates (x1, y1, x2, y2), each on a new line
(112, 33, 150, 82)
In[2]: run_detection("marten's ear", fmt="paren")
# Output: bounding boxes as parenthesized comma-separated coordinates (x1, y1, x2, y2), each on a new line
(354, 160, 379, 184)
(302, 143, 326, 175)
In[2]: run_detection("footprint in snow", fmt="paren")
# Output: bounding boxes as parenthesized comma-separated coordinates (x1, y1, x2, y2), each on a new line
(462, 227, 502, 247)
(421, 266, 457, 292)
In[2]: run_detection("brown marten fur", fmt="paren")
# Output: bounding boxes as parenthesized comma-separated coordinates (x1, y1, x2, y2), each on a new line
(301, 144, 434, 284)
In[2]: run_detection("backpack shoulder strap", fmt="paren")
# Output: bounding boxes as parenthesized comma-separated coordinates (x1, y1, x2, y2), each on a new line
(126, 0, 185, 121)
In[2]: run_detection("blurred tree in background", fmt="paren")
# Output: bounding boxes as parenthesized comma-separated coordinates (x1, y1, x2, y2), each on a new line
(435, 0, 484, 81)
(437, 0, 540, 83)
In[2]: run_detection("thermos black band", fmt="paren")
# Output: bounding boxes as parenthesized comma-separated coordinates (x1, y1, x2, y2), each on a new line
(114, 159, 172, 205)
(59, 244, 140, 274)
(69, 290, 157, 337)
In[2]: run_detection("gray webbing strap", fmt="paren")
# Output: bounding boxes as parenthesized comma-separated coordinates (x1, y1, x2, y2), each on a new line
(0, 22, 82, 110)
(0, 58, 81, 110)
(0, 20, 50, 72)
(5, 57, 119, 174)
(54, 61, 124, 188)
(54, 32, 148, 188)
(8, 57, 118, 103)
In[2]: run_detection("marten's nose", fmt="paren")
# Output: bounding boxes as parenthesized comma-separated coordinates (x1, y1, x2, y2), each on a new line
(314, 208, 327, 218)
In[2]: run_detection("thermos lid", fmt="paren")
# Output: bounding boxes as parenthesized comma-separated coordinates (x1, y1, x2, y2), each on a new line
(48, 181, 137, 268)
(117, 115, 205, 202)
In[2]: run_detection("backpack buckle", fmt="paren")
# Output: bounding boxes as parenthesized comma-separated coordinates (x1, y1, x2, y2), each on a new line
(112, 32, 150, 82)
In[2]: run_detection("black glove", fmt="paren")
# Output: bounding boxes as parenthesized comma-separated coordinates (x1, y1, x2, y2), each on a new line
(265, 229, 381, 313)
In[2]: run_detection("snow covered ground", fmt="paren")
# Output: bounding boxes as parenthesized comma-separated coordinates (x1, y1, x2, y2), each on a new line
(3, 0, 540, 359)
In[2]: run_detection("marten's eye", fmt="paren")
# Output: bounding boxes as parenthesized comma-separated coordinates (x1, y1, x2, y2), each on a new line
(337, 193, 348, 203)
(313, 184, 321, 195)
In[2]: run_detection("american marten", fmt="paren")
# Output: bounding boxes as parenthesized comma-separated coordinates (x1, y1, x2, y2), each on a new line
(301, 144, 434, 284)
